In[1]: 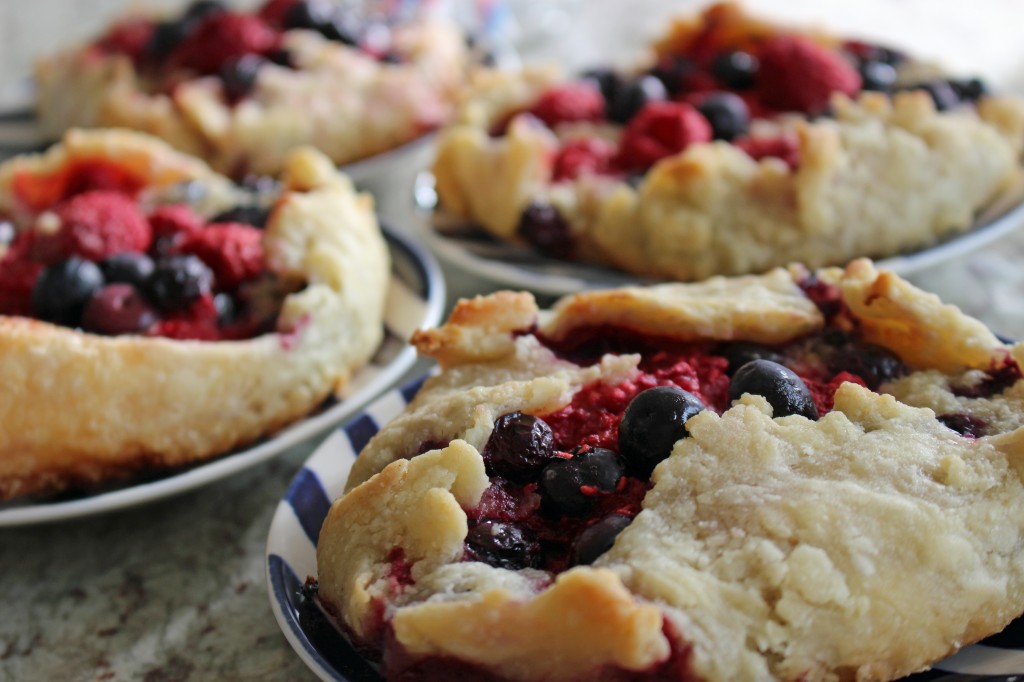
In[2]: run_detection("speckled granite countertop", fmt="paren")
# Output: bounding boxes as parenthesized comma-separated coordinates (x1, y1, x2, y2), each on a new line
(2, 2, 1024, 682)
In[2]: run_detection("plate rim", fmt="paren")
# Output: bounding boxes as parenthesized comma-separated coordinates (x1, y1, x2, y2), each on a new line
(411, 170, 1024, 296)
(0, 226, 445, 527)
(265, 374, 1024, 682)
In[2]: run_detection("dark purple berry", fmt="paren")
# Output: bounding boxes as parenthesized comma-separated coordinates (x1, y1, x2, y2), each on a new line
(146, 20, 192, 61)
(649, 56, 697, 96)
(465, 521, 539, 570)
(696, 92, 749, 141)
(210, 204, 271, 228)
(149, 255, 213, 312)
(32, 257, 105, 327)
(730, 359, 819, 419)
(516, 203, 573, 259)
(581, 68, 624, 104)
(711, 51, 759, 90)
(266, 48, 293, 68)
(938, 413, 987, 438)
(619, 386, 705, 477)
(482, 412, 556, 483)
(908, 81, 960, 111)
(830, 344, 906, 390)
(720, 341, 785, 375)
(81, 284, 159, 336)
(220, 54, 266, 104)
(949, 78, 987, 102)
(859, 60, 897, 92)
(608, 75, 667, 124)
(572, 514, 631, 566)
(101, 252, 155, 289)
(540, 447, 624, 517)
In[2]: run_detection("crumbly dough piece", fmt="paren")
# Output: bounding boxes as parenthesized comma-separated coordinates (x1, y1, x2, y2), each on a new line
(319, 260, 1024, 681)
(36, 20, 469, 177)
(0, 129, 389, 499)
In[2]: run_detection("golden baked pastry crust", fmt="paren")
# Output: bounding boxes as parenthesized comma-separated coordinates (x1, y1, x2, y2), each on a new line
(317, 260, 1024, 681)
(0, 130, 389, 500)
(431, 3, 1024, 281)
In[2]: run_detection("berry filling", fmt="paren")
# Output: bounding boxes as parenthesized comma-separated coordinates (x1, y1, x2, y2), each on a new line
(91, 0, 405, 106)
(0, 164, 294, 341)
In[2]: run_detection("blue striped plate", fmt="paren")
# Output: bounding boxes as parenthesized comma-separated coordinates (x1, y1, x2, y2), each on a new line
(0, 226, 445, 526)
(266, 374, 1024, 682)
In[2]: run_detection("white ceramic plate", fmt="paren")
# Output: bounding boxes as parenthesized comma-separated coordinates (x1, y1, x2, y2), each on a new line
(266, 376, 1024, 682)
(0, 226, 445, 527)
(411, 170, 1024, 297)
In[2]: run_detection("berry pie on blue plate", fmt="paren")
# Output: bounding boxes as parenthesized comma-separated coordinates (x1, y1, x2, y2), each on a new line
(317, 259, 1024, 681)
(432, 2, 1024, 281)
(35, 0, 475, 177)
(0, 128, 389, 500)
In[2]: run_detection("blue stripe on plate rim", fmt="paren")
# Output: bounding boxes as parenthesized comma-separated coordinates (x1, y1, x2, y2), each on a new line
(0, 225, 443, 527)
(265, 373, 1024, 682)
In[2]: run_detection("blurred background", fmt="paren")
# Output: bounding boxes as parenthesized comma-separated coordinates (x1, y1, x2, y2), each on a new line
(3, 0, 1024, 94)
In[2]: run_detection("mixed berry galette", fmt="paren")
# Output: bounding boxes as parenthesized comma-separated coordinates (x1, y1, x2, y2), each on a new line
(35, 0, 475, 177)
(317, 259, 1024, 681)
(0, 128, 389, 500)
(433, 2, 1024, 281)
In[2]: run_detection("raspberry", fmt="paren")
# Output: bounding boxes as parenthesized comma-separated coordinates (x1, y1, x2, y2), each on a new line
(149, 294, 221, 341)
(615, 102, 712, 171)
(0, 232, 44, 316)
(96, 18, 156, 64)
(734, 133, 801, 169)
(258, 0, 300, 26)
(529, 83, 605, 129)
(169, 12, 280, 75)
(756, 35, 861, 115)
(553, 138, 616, 182)
(34, 191, 152, 264)
(179, 223, 265, 289)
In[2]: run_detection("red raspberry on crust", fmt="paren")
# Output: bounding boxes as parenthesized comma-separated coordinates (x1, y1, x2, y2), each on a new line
(0, 232, 43, 316)
(34, 190, 152, 264)
(96, 18, 155, 64)
(615, 101, 712, 171)
(149, 204, 204, 240)
(530, 83, 605, 129)
(149, 294, 221, 341)
(553, 138, 616, 182)
(179, 223, 265, 289)
(735, 132, 802, 169)
(756, 35, 861, 115)
(169, 12, 280, 75)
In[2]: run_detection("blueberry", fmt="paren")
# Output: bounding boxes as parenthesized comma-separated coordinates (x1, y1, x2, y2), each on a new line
(482, 412, 556, 483)
(220, 55, 266, 104)
(696, 92, 749, 141)
(516, 202, 573, 259)
(711, 51, 759, 90)
(949, 78, 987, 102)
(829, 344, 906, 390)
(729, 359, 819, 419)
(149, 255, 213, 312)
(619, 386, 705, 477)
(146, 20, 192, 61)
(938, 413, 987, 438)
(101, 252, 155, 289)
(859, 60, 897, 92)
(540, 447, 624, 517)
(32, 257, 105, 327)
(719, 341, 785, 375)
(213, 292, 237, 326)
(266, 48, 294, 68)
(608, 75, 667, 124)
(580, 67, 624, 103)
(465, 521, 539, 570)
(572, 514, 631, 566)
(905, 81, 960, 111)
(81, 284, 159, 336)
(649, 56, 696, 96)
(210, 204, 271, 228)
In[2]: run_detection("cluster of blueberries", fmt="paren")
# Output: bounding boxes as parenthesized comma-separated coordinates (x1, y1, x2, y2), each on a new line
(463, 354, 830, 572)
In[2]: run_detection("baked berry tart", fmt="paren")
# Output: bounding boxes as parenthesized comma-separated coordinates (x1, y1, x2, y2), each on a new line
(0, 128, 389, 501)
(432, 1, 1024, 282)
(316, 258, 1024, 681)
(34, 0, 476, 178)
